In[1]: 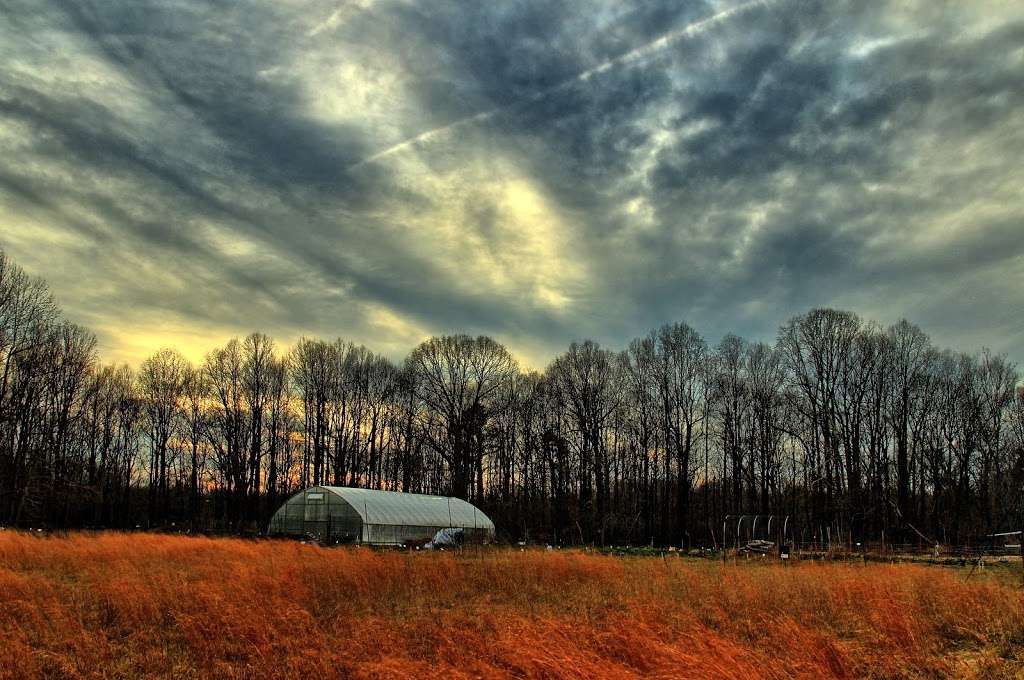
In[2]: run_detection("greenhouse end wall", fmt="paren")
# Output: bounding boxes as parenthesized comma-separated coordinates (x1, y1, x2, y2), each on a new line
(267, 488, 363, 543)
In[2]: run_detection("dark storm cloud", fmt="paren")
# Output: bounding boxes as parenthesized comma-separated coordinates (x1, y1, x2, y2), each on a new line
(1, 0, 1022, 366)
(54, 1, 372, 195)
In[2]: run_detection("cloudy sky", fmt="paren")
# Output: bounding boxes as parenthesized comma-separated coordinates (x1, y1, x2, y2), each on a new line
(1, 0, 1022, 368)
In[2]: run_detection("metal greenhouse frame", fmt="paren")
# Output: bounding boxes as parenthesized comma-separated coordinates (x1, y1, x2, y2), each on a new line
(723, 514, 792, 555)
(267, 486, 496, 546)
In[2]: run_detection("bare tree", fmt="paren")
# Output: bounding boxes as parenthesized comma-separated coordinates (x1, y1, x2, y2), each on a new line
(181, 364, 208, 528)
(548, 340, 620, 543)
(138, 348, 187, 526)
(409, 335, 517, 500)
(205, 340, 249, 529)
(289, 338, 332, 487)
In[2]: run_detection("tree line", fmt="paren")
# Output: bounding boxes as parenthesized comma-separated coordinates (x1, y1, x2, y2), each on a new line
(1, 249, 1022, 546)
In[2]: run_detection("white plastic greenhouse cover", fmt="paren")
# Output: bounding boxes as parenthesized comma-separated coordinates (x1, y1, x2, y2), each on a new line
(318, 486, 495, 531)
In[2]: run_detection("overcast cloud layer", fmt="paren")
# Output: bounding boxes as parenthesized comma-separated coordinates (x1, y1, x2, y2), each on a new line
(2, 0, 1022, 367)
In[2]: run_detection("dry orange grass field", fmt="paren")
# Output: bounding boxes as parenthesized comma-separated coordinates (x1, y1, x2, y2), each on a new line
(0, 532, 1022, 679)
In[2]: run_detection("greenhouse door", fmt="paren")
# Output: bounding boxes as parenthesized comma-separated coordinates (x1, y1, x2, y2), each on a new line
(303, 491, 327, 540)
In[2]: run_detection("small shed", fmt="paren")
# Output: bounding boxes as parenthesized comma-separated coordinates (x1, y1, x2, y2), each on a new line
(267, 486, 495, 545)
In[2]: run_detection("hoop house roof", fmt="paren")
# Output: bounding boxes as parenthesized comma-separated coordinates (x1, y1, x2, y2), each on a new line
(319, 486, 493, 530)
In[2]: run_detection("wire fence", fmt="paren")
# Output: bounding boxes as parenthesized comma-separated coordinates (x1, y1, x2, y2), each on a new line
(718, 514, 1023, 561)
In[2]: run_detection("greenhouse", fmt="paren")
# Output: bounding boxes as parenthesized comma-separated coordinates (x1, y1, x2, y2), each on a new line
(267, 486, 495, 545)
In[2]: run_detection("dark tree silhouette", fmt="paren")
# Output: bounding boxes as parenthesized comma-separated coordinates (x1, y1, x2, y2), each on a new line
(0, 249, 1021, 544)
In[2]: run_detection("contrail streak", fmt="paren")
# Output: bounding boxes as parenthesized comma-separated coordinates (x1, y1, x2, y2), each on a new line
(348, 0, 770, 171)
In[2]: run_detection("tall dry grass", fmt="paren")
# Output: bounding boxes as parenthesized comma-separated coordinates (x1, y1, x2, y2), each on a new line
(0, 532, 1021, 679)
